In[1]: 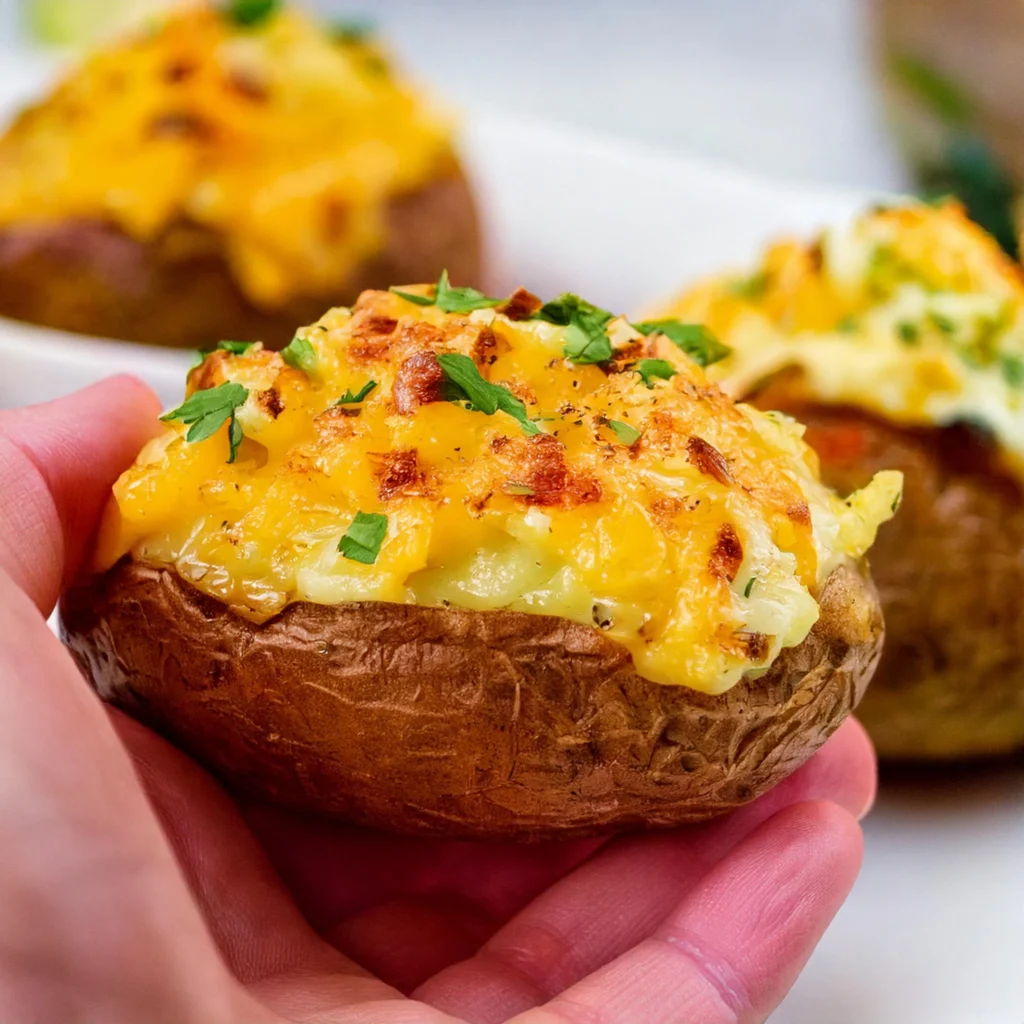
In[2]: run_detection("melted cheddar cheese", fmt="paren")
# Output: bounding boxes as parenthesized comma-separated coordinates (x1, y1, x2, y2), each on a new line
(0, 3, 454, 306)
(655, 201, 1024, 478)
(96, 287, 899, 694)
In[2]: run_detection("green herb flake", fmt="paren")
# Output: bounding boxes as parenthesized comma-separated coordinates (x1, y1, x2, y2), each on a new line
(221, 0, 279, 28)
(217, 339, 257, 355)
(632, 319, 732, 368)
(336, 380, 377, 405)
(1000, 354, 1024, 388)
(436, 353, 540, 436)
(929, 311, 956, 335)
(837, 315, 859, 333)
(897, 321, 920, 345)
(635, 358, 678, 388)
(890, 55, 971, 126)
(331, 15, 374, 44)
(743, 577, 757, 598)
(389, 286, 434, 306)
(503, 482, 536, 496)
(534, 293, 616, 365)
(159, 381, 249, 462)
(728, 271, 769, 300)
(338, 511, 388, 564)
(281, 335, 318, 374)
(391, 271, 503, 315)
(607, 419, 641, 445)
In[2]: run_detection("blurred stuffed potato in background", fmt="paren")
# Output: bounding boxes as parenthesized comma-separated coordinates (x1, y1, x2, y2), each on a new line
(654, 200, 1024, 760)
(0, 0, 481, 348)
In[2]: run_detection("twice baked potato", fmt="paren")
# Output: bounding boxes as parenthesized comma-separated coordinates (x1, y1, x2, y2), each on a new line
(0, 2, 480, 349)
(654, 200, 1024, 760)
(61, 281, 898, 838)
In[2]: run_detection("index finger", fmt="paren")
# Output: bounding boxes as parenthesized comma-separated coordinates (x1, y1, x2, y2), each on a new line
(0, 376, 160, 613)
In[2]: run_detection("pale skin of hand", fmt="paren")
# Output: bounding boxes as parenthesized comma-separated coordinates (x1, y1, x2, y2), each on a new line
(0, 377, 876, 1024)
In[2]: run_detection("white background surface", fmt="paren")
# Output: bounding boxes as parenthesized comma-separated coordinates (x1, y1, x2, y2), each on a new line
(0, 6, 1022, 1022)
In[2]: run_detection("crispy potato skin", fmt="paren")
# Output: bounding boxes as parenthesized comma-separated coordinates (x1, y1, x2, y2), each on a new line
(0, 170, 480, 350)
(61, 559, 882, 839)
(754, 386, 1024, 760)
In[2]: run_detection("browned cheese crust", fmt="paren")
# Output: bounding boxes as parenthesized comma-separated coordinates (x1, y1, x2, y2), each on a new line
(0, 169, 480, 350)
(61, 558, 882, 839)
(754, 382, 1024, 760)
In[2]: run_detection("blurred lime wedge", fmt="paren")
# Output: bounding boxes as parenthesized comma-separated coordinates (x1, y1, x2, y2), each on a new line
(23, 0, 170, 45)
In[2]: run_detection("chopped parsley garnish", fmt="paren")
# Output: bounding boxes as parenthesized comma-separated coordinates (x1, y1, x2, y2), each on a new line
(281, 335, 317, 374)
(331, 15, 375, 44)
(392, 271, 503, 315)
(837, 315, 859, 333)
(1000, 354, 1024, 388)
(217, 340, 257, 355)
(160, 381, 249, 463)
(929, 311, 956, 335)
(897, 322, 920, 345)
(728, 271, 768, 300)
(190, 339, 257, 370)
(436, 353, 540, 436)
(534, 294, 615, 365)
(744, 577, 757, 598)
(607, 419, 641, 445)
(635, 358, 677, 388)
(336, 380, 377, 405)
(339, 511, 388, 564)
(221, 0, 279, 27)
(632, 319, 731, 368)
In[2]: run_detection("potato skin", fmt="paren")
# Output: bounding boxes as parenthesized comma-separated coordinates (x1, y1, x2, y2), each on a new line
(754, 390, 1024, 760)
(61, 558, 882, 839)
(0, 169, 480, 350)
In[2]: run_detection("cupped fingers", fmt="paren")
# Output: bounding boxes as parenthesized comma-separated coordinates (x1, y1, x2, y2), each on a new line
(415, 718, 873, 1022)
(513, 801, 862, 1024)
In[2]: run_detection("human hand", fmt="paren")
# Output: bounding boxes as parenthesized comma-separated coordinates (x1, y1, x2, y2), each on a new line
(0, 377, 876, 1024)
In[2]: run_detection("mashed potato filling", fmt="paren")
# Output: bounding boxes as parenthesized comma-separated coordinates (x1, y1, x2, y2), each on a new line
(0, 3, 453, 306)
(659, 201, 1024, 477)
(97, 287, 899, 694)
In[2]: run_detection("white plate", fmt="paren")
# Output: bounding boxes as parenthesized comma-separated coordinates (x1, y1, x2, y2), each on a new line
(0, 74, 1021, 1023)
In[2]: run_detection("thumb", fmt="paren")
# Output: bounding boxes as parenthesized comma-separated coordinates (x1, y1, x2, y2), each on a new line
(0, 375, 160, 614)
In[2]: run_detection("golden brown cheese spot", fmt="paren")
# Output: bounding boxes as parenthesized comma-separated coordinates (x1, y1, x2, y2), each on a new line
(708, 523, 743, 583)
(472, 325, 504, 367)
(372, 448, 425, 501)
(686, 435, 733, 486)
(495, 434, 602, 508)
(498, 287, 543, 321)
(786, 501, 812, 526)
(393, 350, 445, 414)
(725, 631, 771, 663)
(352, 315, 398, 344)
(254, 387, 284, 420)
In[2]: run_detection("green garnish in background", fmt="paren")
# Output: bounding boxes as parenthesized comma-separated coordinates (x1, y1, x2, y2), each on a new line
(890, 54, 1019, 257)
(339, 511, 388, 564)
(160, 381, 249, 463)
(221, 0, 280, 28)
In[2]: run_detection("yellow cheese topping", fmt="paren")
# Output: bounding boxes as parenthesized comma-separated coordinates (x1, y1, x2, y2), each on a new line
(654, 201, 1024, 477)
(0, 3, 454, 306)
(96, 286, 899, 694)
